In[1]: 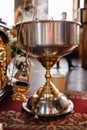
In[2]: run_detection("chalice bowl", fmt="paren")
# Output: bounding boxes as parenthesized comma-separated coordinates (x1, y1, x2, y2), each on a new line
(15, 20, 80, 117)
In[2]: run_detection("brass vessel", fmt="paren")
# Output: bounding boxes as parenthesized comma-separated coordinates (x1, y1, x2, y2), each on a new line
(15, 20, 80, 116)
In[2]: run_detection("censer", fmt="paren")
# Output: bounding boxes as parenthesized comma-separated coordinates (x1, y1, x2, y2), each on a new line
(15, 20, 80, 117)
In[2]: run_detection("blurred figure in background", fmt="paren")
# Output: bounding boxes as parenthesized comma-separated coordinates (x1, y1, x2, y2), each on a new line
(57, 12, 76, 71)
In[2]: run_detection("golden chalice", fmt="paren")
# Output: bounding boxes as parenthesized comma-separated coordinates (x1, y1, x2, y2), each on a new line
(15, 20, 80, 116)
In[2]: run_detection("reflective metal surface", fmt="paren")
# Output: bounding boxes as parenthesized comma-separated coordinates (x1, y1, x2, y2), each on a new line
(23, 93, 74, 116)
(15, 20, 80, 117)
(16, 20, 80, 51)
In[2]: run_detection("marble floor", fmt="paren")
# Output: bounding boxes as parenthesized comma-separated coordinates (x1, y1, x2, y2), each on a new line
(52, 58, 87, 92)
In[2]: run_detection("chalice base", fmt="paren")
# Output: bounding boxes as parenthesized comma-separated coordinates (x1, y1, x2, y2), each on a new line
(23, 80, 74, 117)
(23, 92, 74, 117)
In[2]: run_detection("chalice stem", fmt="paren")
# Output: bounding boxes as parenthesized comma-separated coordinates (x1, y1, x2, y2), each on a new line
(45, 69, 51, 86)
(37, 68, 59, 98)
(45, 69, 52, 96)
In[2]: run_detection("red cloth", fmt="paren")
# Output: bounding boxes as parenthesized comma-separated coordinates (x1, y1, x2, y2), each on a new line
(0, 96, 22, 112)
(0, 91, 87, 130)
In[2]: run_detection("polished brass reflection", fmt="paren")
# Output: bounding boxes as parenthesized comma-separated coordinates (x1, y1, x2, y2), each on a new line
(0, 38, 8, 89)
(15, 20, 80, 116)
(13, 61, 30, 102)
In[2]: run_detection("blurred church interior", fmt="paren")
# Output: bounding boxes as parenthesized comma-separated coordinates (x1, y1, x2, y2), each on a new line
(0, 0, 87, 98)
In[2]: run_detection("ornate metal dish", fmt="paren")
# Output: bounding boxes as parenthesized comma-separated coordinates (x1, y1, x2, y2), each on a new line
(22, 98, 74, 117)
